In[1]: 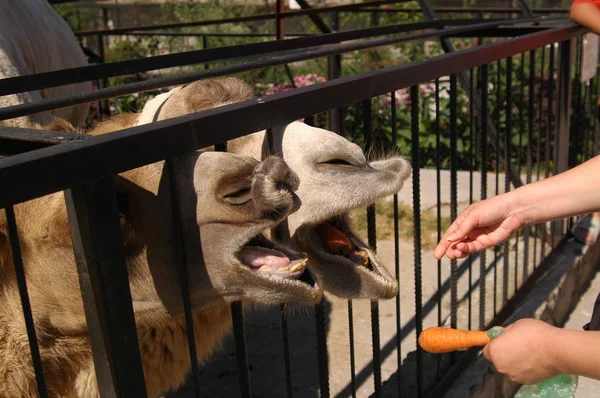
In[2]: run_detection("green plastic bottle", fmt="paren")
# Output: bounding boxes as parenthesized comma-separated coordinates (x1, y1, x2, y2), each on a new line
(486, 327, 579, 398)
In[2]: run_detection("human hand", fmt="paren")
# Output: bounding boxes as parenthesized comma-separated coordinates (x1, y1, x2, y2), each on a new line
(433, 193, 524, 260)
(483, 319, 560, 385)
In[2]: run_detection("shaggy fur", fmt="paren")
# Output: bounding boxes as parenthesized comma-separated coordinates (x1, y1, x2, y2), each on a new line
(0, 0, 91, 128)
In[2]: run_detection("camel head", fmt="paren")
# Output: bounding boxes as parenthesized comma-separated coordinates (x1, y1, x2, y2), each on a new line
(136, 78, 412, 300)
(111, 152, 323, 317)
(236, 122, 411, 300)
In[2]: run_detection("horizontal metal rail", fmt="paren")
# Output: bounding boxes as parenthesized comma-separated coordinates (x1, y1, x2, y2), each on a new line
(73, 0, 410, 36)
(0, 23, 585, 208)
(0, 18, 502, 96)
(360, 7, 568, 13)
(0, 17, 557, 122)
(0, 125, 87, 156)
(116, 31, 314, 38)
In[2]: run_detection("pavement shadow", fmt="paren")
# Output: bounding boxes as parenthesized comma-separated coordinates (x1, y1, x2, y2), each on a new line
(167, 298, 331, 397)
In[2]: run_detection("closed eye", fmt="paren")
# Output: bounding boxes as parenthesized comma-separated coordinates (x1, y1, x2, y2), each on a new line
(223, 188, 252, 205)
(323, 159, 355, 166)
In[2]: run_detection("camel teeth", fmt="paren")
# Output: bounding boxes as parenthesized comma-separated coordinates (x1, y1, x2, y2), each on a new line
(289, 263, 304, 273)
(357, 250, 370, 267)
(258, 265, 273, 272)
(300, 252, 308, 258)
(278, 267, 290, 273)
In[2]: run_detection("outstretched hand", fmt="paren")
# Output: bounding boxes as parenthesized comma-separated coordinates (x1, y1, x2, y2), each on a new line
(433, 194, 525, 260)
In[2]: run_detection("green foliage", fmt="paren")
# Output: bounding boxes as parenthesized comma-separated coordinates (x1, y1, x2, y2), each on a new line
(53, 4, 99, 31)
(64, 1, 587, 174)
(105, 39, 161, 62)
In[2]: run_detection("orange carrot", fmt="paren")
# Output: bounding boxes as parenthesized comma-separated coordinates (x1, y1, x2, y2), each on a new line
(318, 223, 353, 256)
(418, 327, 491, 353)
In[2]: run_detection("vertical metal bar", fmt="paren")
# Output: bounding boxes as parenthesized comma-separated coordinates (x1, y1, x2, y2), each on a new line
(515, 53, 525, 291)
(411, 85, 423, 398)
(592, 74, 600, 157)
(494, 61, 501, 316)
(216, 136, 253, 398)
(165, 159, 201, 397)
(276, 0, 285, 40)
(315, 299, 330, 398)
(391, 89, 402, 394)
(5, 206, 48, 398)
(328, 11, 342, 135)
(281, 305, 293, 398)
(524, 50, 535, 280)
(583, 80, 592, 162)
(535, 46, 546, 266)
(450, 75, 458, 334)
(468, 68, 474, 331)
(348, 300, 357, 398)
(590, 76, 596, 158)
(434, 79, 442, 380)
(554, 39, 573, 236)
(312, 109, 330, 398)
(547, 44, 556, 248)
(202, 35, 210, 70)
(363, 98, 382, 398)
(479, 64, 488, 331)
(96, 33, 109, 116)
(64, 179, 147, 398)
(503, 57, 513, 305)
(571, 39, 583, 170)
(265, 130, 294, 398)
(231, 301, 252, 398)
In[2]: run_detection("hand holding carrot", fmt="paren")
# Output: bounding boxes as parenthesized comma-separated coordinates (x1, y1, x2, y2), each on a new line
(482, 319, 561, 385)
(419, 320, 561, 385)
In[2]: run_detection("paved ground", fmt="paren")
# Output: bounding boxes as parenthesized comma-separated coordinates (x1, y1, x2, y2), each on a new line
(565, 272, 600, 397)
(167, 169, 584, 398)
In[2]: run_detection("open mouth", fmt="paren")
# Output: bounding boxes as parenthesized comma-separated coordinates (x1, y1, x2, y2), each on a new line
(315, 217, 377, 273)
(237, 234, 317, 287)
(291, 214, 398, 299)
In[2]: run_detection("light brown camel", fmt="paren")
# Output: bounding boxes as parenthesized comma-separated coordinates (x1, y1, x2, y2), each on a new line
(0, 119, 321, 397)
(120, 77, 412, 300)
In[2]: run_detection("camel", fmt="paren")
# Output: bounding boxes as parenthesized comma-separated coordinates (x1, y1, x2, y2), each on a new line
(0, 0, 91, 128)
(0, 119, 322, 397)
(115, 77, 412, 300)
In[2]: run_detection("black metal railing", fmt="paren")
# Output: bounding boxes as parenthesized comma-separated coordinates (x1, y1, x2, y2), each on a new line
(0, 4, 597, 398)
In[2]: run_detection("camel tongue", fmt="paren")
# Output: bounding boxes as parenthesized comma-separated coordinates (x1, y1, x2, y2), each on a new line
(239, 246, 291, 269)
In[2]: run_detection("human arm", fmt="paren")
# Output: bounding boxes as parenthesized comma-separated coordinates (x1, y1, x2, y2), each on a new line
(570, 1, 600, 35)
(433, 154, 600, 260)
(483, 318, 600, 384)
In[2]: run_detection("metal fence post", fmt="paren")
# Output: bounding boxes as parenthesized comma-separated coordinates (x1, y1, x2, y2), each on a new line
(96, 33, 109, 116)
(64, 178, 147, 398)
(328, 10, 342, 135)
(553, 39, 574, 237)
(276, 0, 285, 41)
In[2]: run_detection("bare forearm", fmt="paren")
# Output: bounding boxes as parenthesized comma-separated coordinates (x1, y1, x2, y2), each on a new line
(547, 329, 600, 380)
(509, 155, 600, 226)
(571, 3, 600, 35)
